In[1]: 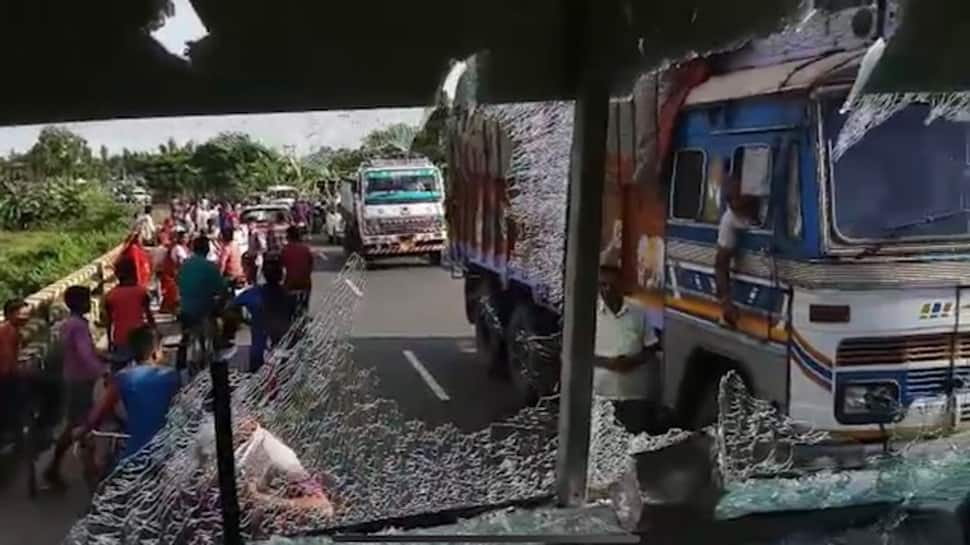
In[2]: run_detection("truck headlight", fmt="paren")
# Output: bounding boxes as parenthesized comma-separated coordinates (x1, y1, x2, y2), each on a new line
(836, 382, 901, 425)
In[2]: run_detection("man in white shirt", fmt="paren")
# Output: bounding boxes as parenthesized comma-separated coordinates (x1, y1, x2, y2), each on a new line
(715, 173, 760, 327)
(594, 264, 661, 433)
(134, 205, 156, 245)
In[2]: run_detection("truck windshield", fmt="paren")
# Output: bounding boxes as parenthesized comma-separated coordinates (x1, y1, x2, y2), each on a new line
(826, 98, 970, 242)
(268, 189, 298, 200)
(364, 169, 441, 205)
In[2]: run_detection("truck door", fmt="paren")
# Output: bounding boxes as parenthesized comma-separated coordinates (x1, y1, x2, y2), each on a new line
(951, 287, 970, 426)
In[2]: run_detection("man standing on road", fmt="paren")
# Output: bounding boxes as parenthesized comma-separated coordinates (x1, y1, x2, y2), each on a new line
(76, 326, 180, 464)
(0, 299, 29, 445)
(280, 226, 314, 315)
(594, 264, 662, 434)
(176, 237, 227, 374)
(218, 227, 246, 286)
(45, 285, 109, 488)
(105, 258, 157, 359)
(134, 205, 156, 246)
(267, 212, 289, 256)
(227, 259, 295, 372)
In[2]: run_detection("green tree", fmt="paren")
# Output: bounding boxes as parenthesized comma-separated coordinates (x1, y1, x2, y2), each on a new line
(27, 126, 94, 179)
(189, 133, 286, 198)
(137, 141, 200, 198)
(361, 123, 418, 154)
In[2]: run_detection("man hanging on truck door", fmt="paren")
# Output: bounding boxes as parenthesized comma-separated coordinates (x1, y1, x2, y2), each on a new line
(715, 170, 761, 328)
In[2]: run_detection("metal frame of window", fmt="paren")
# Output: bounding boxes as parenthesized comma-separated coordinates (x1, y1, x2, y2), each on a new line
(667, 148, 708, 223)
(786, 140, 804, 240)
(730, 142, 775, 235)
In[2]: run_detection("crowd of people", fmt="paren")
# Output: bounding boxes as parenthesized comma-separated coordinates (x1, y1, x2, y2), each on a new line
(0, 196, 323, 500)
(133, 197, 316, 372)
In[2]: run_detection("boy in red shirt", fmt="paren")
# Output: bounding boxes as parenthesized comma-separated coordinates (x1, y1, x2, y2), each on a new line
(105, 258, 156, 360)
(280, 226, 314, 315)
(0, 299, 29, 442)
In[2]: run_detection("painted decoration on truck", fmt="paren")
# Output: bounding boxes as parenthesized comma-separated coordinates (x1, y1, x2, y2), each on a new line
(446, 102, 573, 309)
(636, 235, 664, 290)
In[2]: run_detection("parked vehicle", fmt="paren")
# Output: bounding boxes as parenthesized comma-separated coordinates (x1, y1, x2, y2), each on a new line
(339, 157, 447, 263)
(129, 187, 152, 206)
(447, 4, 947, 451)
(111, 184, 152, 205)
(238, 204, 291, 255)
(265, 185, 300, 207)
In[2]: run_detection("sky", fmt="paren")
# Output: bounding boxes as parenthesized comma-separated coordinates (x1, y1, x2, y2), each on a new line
(0, 0, 425, 156)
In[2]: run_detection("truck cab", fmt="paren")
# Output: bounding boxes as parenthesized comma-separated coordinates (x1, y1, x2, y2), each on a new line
(265, 185, 300, 207)
(652, 50, 970, 444)
(339, 158, 447, 263)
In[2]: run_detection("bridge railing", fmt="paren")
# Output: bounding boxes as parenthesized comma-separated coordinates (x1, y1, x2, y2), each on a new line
(7, 244, 124, 374)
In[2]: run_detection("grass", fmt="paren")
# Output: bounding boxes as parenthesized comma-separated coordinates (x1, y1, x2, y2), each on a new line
(0, 229, 125, 303)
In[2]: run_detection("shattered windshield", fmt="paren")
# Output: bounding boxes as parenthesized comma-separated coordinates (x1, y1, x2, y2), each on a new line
(826, 98, 970, 242)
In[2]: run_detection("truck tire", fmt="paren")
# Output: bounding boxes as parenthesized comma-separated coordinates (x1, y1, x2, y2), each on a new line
(342, 230, 354, 257)
(475, 296, 507, 378)
(463, 277, 481, 324)
(691, 379, 721, 431)
(505, 303, 559, 405)
(428, 251, 443, 266)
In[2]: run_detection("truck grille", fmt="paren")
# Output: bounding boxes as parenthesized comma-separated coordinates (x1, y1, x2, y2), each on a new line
(374, 216, 442, 235)
(836, 332, 970, 366)
(907, 367, 970, 400)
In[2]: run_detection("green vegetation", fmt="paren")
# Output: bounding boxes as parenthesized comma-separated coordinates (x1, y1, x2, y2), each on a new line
(0, 231, 123, 303)
(0, 127, 130, 302)
(0, 119, 447, 301)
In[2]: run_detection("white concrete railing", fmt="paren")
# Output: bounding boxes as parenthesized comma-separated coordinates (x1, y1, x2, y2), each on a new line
(9, 243, 125, 372)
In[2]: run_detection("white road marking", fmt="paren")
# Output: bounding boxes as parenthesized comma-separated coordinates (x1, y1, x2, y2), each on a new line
(456, 339, 477, 354)
(403, 349, 450, 401)
(344, 278, 364, 297)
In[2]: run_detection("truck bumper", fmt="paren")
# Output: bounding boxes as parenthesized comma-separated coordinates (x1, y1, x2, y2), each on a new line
(362, 234, 445, 257)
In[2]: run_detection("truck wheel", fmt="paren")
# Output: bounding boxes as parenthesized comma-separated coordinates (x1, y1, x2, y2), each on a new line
(341, 232, 353, 257)
(505, 303, 559, 405)
(691, 379, 721, 431)
(428, 251, 443, 266)
(475, 298, 507, 378)
(463, 277, 481, 324)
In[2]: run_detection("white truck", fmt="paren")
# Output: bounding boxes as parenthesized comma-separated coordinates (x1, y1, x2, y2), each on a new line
(265, 185, 300, 207)
(339, 157, 447, 264)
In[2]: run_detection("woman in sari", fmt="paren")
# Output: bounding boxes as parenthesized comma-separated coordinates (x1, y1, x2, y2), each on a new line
(117, 234, 153, 290)
(158, 216, 175, 248)
(160, 230, 189, 314)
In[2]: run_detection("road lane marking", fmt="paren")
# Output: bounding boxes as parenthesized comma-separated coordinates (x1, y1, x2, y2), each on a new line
(403, 350, 450, 401)
(456, 339, 477, 354)
(344, 278, 364, 297)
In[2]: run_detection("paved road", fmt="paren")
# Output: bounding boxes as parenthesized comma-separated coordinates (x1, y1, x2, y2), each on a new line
(0, 242, 527, 545)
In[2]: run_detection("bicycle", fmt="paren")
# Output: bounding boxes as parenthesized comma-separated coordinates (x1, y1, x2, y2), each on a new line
(74, 371, 130, 492)
(178, 285, 238, 383)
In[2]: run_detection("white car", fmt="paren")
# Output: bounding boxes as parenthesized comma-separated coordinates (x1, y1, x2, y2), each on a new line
(238, 204, 292, 255)
(129, 187, 152, 206)
(265, 185, 299, 207)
